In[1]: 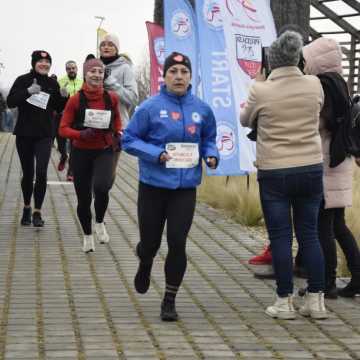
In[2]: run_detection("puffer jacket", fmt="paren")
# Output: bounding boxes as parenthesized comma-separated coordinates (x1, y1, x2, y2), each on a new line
(123, 85, 219, 189)
(103, 55, 138, 126)
(303, 37, 353, 209)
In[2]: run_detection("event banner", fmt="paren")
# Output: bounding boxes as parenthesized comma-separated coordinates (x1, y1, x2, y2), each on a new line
(146, 21, 165, 95)
(220, 0, 277, 172)
(164, 0, 199, 94)
(195, 0, 244, 175)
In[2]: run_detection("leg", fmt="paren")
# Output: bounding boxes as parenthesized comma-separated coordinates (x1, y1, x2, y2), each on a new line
(33, 137, 52, 211)
(67, 141, 74, 179)
(72, 148, 93, 235)
(292, 171, 325, 294)
(259, 176, 294, 297)
(333, 208, 360, 279)
(134, 182, 167, 294)
(92, 148, 114, 224)
(16, 136, 35, 206)
(317, 205, 337, 292)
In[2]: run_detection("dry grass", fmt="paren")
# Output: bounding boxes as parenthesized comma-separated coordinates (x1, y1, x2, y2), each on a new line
(198, 173, 262, 226)
(199, 165, 360, 276)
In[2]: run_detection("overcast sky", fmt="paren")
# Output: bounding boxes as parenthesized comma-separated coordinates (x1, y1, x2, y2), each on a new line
(0, 0, 154, 89)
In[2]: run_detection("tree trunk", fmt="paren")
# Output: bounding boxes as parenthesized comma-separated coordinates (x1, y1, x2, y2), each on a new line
(270, 0, 310, 39)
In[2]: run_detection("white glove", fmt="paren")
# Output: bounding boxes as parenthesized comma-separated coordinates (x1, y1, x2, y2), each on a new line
(60, 87, 69, 98)
(27, 79, 41, 95)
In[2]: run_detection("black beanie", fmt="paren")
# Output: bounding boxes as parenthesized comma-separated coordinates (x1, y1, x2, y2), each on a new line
(163, 52, 192, 77)
(31, 50, 52, 69)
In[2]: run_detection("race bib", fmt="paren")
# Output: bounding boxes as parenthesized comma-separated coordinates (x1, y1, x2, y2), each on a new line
(26, 91, 50, 110)
(165, 143, 199, 169)
(84, 109, 111, 129)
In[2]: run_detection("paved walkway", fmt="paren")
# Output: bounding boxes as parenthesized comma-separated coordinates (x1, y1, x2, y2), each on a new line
(0, 133, 359, 360)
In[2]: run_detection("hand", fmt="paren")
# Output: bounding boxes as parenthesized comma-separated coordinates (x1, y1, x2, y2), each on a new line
(112, 132, 122, 153)
(27, 79, 41, 95)
(79, 128, 98, 141)
(355, 158, 360, 167)
(60, 87, 69, 98)
(206, 157, 217, 169)
(159, 152, 171, 163)
(255, 69, 266, 82)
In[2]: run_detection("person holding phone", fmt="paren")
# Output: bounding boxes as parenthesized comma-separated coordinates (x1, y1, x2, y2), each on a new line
(123, 52, 219, 321)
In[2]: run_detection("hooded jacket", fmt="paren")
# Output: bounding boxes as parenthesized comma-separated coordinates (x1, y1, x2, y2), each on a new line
(123, 85, 219, 189)
(303, 37, 352, 209)
(103, 55, 138, 126)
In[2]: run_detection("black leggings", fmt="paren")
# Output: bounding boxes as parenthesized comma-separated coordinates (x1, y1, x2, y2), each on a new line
(137, 182, 196, 288)
(16, 136, 52, 209)
(72, 147, 114, 235)
(318, 205, 360, 284)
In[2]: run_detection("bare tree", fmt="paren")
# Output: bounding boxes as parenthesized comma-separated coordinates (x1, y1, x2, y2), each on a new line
(135, 56, 151, 104)
(153, 0, 311, 38)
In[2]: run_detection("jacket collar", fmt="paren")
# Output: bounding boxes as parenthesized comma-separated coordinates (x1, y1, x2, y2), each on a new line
(267, 66, 303, 81)
(160, 84, 193, 104)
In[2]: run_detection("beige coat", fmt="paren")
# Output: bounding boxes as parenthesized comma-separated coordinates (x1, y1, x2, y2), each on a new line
(303, 37, 353, 209)
(240, 66, 324, 170)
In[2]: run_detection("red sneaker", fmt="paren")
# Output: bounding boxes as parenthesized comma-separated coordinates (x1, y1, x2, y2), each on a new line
(66, 175, 74, 182)
(249, 245, 272, 265)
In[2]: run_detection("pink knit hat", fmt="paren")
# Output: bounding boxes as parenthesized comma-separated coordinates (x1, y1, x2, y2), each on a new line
(302, 37, 343, 75)
(83, 58, 104, 75)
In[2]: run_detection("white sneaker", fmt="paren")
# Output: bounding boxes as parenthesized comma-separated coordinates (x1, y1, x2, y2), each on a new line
(265, 295, 296, 319)
(299, 291, 328, 319)
(94, 222, 110, 244)
(82, 235, 95, 253)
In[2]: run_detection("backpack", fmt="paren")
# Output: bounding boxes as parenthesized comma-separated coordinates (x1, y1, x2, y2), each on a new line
(317, 73, 360, 167)
(72, 90, 115, 131)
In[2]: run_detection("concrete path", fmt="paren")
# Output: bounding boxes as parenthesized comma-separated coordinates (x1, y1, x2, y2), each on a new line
(0, 133, 359, 360)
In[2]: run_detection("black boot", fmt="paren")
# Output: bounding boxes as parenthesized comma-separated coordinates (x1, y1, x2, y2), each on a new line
(160, 300, 178, 321)
(338, 277, 360, 298)
(21, 207, 32, 226)
(134, 244, 153, 294)
(32, 212, 44, 227)
(324, 280, 338, 299)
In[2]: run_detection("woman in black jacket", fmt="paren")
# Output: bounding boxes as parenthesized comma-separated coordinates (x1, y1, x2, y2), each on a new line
(7, 50, 66, 227)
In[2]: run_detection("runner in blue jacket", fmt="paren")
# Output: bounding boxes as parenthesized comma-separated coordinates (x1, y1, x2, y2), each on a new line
(123, 52, 219, 321)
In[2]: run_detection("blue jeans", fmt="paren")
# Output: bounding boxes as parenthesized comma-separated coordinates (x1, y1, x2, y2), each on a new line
(258, 165, 325, 297)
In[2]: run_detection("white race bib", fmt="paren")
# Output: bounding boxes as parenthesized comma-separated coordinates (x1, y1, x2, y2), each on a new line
(26, 91, 50, 110)
(83, 109, 111, 129)
(165, 143, 199, 169)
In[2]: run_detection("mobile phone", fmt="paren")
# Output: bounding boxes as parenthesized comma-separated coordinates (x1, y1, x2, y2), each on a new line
(261, 47, 270, 78)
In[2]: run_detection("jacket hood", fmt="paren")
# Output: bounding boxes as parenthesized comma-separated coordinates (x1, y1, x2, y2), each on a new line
(303, 37, 343, 76)
(106, 54, 133, 69)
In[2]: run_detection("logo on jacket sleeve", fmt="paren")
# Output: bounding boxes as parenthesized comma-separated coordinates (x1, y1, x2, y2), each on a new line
(160, 110, 168, 118)
(192, 112, 202, 124)
(171, 111, 181, 121)
(186, 124, 197, 135)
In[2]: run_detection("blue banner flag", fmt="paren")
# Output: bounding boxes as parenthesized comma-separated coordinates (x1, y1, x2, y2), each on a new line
(164, 0, 199, 94)
(195, 0, 245, 175)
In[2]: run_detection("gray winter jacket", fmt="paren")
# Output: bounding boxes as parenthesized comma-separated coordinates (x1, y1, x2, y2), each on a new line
(104, 55, 138, 127)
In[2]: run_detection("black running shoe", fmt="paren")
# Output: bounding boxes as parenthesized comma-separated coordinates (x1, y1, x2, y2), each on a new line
(32, 212, 44, 227)
(134, 261, 152, 294)
(21, 207, 32, 226)
(160, 300, 178, 322)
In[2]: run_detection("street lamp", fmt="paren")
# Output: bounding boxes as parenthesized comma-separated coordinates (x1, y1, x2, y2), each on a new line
(95, 16, 105, 57)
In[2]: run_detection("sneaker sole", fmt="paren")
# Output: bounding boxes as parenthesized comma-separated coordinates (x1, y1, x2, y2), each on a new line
(265, 309, 296, 320)
(299, 310, 328, 319)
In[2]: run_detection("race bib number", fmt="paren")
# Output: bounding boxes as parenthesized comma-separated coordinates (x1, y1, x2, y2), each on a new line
(84, 109, 111, 129)
(26, 91, 50, 110)
(165, 143, 199, 169)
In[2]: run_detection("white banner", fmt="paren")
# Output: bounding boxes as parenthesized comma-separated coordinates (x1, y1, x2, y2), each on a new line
(220, 0, 277, 171)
